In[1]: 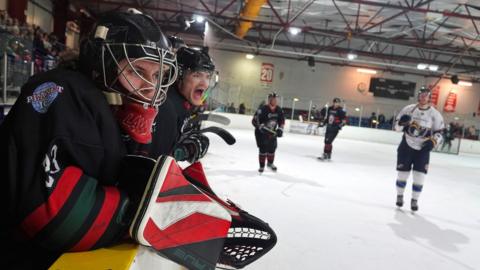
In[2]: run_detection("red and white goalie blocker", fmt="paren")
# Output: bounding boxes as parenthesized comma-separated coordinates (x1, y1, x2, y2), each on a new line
(128, 156, 277, 270)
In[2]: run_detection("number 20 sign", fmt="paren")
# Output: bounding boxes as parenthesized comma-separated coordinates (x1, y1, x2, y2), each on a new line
(260, 63, 274, 84)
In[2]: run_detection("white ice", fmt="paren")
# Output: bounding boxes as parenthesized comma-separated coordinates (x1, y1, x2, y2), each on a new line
(202, 129, 480, 270)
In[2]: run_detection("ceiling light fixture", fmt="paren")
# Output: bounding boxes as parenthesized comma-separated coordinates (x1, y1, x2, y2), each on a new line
(347, 53, 358, 60)
(428, 65, 439, 71)
(288, 27, 301, 35)
(357, 68, 377, 74)
(246, 54, 255, 59)
(458, 81, 472, 86)
(194, 14, 205, 23)
(417, 63, 428, 70)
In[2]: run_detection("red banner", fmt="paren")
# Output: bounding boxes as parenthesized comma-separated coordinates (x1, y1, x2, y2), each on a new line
(429, 85, 440, 106)
(260, 63, 274, 84)
(443, 91, 457, 113)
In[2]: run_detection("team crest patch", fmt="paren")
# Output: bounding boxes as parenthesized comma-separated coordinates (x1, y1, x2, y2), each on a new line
(26, 82, 63, 113)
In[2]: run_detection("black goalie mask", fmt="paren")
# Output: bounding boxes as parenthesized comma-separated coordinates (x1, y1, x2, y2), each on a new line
(80, 9, 177, 107)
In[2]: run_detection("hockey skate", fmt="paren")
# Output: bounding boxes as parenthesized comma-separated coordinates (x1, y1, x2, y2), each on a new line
(258, 167, 265, 173)
(411, 199, 419, 212)
(267, 163, 277, 172)
(183, 162, 277, 269)
(317, 152, 331, 161)
(396, 195, 404, 207)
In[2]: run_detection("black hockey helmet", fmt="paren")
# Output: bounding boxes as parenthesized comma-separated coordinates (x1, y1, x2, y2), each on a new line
(417, 86, 431, 101)
(268, 92, 279, 99)
(333, 97, 341, 103)
(176, 46, 215, 77)
(168, 35, 187, 52)
(79, 8, 177, 107)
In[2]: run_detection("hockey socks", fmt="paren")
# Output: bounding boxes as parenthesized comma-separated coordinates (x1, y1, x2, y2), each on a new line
(259, 153, 267, 169)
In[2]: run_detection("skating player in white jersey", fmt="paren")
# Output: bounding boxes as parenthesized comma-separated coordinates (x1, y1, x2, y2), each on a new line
(394, 86, 445, 211)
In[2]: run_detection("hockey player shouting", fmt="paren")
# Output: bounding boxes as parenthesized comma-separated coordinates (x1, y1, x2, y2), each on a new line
(318, 97, 347, 160)
(126, 45, 218, 162)
(252, 92, 285, 173)
(394, 86, 445, 211)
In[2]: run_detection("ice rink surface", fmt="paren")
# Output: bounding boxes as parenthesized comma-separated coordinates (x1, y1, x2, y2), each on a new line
(201, 129, 480, 270)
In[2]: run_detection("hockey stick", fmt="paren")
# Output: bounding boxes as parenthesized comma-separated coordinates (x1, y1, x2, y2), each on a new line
(199, 126, 236, 145)
(260, 126, 277, 136)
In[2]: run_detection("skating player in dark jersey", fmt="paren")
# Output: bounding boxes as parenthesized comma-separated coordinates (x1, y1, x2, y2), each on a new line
(252, 92, 285, 173)
(318, 97, 347, 160)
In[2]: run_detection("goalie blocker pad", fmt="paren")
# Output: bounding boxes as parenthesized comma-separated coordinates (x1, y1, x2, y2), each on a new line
(129, 156, 232, 270)
(183, 162, 277, 269)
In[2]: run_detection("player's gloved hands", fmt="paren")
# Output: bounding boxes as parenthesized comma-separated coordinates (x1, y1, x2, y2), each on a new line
(174, 133, 210, 163)
(422, 138, 436, 152)
(318, 121, 325, 128)
(398, 115, 411, 126)
(337, 122, 346, 130)
(276, 128, 283, 137)
(259, 124, 266, 133)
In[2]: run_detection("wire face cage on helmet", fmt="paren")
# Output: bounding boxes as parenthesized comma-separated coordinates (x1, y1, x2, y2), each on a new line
(79, 10, 178, 108)
(102, 43, 177, 107)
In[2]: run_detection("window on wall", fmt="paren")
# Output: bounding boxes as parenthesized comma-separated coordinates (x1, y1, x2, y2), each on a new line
(26, 0, 53, 33)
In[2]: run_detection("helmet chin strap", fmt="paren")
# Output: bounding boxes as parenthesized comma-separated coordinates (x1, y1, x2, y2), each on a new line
(103, 91, 123, 105)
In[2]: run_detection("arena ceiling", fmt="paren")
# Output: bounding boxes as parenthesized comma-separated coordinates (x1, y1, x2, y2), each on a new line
(73, 0, 480, 82)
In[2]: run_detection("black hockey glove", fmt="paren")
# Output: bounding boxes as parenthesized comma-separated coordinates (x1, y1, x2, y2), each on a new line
(422, 138, 436, 152)
(398, 114, 411, 126)
(276, 127, 283, 137)
(318, 121, 325, 128)
(174, 133, 210, 163)
(337, 122, 346, 130)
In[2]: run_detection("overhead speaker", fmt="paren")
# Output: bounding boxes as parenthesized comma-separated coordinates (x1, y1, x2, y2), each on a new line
(307, 56, 315, 67)
(451, 75, 459, 84)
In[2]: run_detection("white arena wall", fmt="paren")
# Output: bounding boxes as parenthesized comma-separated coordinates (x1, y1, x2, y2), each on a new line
(206, 112, 480, 155)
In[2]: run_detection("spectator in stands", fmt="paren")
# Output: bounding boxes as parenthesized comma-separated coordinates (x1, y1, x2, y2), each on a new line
(466, 125, 478, 140)
(238, 103, 246, 114)
(369, 112, 378, 128)
(441, 123, 455, 152)
(43, 48, 58, 71)
(228, 102, 236, 113)
(0, 9, 6, 19)
(378, 113, 386, 128)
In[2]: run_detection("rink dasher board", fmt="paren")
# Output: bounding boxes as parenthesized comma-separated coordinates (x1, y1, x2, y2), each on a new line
(49, 243, 186, 270)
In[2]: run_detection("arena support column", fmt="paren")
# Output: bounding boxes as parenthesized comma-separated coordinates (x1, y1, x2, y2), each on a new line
(53, 0, 68, 43)
(7, 0, 28, 23)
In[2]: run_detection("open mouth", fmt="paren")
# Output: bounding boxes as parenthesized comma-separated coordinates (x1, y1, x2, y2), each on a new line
(193, 88, 205, 100)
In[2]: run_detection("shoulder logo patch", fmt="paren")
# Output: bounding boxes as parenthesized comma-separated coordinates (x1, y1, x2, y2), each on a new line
(26, 82, 63, 113)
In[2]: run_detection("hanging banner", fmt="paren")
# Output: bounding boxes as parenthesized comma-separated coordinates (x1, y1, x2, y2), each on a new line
(443, 91, 457, 113)
(477, 100, 480, 116)
(428, 84, 440, 106)
(260, 63, 274, 85)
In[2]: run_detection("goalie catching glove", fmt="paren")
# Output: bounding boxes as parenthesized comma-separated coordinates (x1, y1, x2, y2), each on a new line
(183, 162, 277, 269)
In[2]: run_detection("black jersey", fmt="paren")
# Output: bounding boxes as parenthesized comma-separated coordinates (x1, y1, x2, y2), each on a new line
(252, 105, 285, 131)
(0, 68, 130, 268)
(320, 106, 347, 127)
(125, 86, 193, 158)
